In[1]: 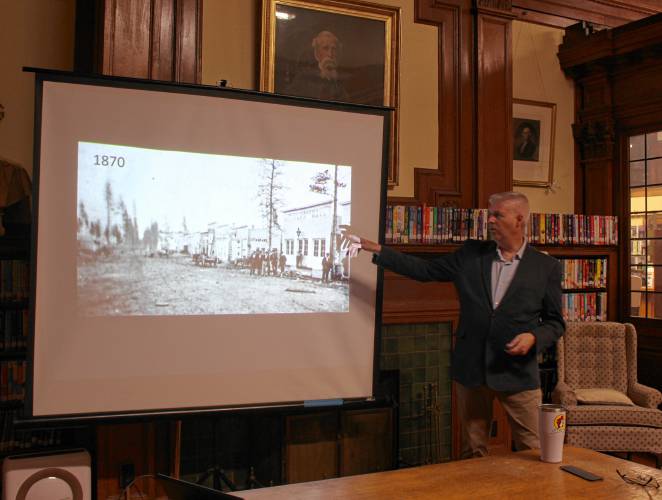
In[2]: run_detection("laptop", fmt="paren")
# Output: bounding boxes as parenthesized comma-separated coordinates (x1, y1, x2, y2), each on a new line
(156, 473, 244, 500)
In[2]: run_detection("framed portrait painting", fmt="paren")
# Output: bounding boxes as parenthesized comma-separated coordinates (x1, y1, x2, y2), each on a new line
(260, 0, 400, 187)
(512, 99, 556, 188)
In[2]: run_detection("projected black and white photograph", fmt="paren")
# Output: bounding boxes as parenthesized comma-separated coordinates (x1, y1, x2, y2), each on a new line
(76, 142, 352, 316)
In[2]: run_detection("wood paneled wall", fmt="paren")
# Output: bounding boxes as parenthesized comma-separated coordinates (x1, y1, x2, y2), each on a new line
(75, 0, 202, 83)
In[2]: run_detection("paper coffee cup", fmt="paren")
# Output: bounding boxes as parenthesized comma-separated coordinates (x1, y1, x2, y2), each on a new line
(538, 404, 566, 463)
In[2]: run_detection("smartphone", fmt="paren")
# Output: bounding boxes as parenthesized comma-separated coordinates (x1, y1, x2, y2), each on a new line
(560, 465, 603, 481)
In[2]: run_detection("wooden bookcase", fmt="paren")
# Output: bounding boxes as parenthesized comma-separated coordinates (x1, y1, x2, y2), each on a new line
(0, 233, 30, 460)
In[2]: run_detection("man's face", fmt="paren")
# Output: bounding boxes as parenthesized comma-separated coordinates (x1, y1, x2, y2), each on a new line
(314, 32, 339, 78)
(521, 127, 532, 142)
(488, 200, 523, 246)
(315, 37, 337, 63)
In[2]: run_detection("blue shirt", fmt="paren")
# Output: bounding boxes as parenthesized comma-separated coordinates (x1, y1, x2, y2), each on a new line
(491, 240, 527, 308)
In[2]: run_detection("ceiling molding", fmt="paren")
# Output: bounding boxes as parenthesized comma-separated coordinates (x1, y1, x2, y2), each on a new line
(512, 0, 662, 29)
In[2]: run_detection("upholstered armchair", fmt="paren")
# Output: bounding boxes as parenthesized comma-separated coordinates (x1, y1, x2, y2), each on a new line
(552, 321, 662, 461)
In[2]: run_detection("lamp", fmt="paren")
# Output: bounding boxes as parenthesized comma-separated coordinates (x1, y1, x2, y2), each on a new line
(296, 227, 301, 239)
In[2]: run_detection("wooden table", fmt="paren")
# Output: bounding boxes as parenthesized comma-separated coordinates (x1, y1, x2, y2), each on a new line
(239, 446, 662, 499)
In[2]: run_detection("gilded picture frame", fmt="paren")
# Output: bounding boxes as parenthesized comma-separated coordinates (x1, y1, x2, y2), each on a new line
(513, 98, 556, 188)
(260, 0, 400, 187)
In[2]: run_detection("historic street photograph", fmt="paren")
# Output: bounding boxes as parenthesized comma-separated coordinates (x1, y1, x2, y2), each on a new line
(76, 142, 352, 316)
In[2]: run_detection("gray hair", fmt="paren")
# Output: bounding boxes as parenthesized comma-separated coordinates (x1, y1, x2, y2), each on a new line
(312, 30, 341, 50)
(488, 191, 530, 232)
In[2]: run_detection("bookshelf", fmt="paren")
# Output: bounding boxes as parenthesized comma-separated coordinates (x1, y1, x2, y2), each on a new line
(0, 234, 30, 455)
(0, 231, 91, 460)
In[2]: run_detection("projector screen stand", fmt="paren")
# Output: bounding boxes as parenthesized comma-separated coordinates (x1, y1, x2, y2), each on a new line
(196, 465, 236, 492)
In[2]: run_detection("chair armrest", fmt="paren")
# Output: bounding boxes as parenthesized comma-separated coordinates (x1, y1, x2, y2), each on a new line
(551, 380, 577, 407)
(628, 383, 662, 408)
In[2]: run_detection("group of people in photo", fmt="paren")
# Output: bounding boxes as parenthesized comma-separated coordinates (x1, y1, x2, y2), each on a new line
(246, 249, 288, 277)
(216, 247, 347, 285)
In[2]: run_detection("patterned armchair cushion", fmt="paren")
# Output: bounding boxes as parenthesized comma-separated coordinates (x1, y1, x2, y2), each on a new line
(563, 322, 628, 393)
(567, 404, 662, 428)
(575, 388, 634, 406)
(566, 425, 662, 454)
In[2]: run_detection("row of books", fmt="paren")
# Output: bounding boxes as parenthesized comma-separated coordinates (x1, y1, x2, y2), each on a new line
(560, 258, 608, 289)
(0, 309, 29, 351)
(0, 361, 25, 402)
(0, 409, 65, 453)
(0, 260, 29, 301)
(385, 205, 619, 246)
(562, 292, 608, 322)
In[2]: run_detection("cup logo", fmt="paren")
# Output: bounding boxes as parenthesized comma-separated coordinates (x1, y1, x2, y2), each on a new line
(553, 414, 566, 432)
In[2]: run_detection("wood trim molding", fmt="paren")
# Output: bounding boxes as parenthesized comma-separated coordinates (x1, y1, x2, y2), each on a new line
(382, 310, 460, 324)
(512, 0, 662, 29)
(475, 0, 515, 17)
(414, 0, 473, 208)
(90, 0, 202, 82)
(102, 0, 154, 78)
(475, 0, 514, 206)
(412, 0, 516, 209)
(175, 0, 203, 83)
(152, 0, 176, 81)
(559, 14, 662, 74)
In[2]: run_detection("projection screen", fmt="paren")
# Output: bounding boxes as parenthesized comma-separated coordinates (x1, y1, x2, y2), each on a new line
(29, 70, 388, 418)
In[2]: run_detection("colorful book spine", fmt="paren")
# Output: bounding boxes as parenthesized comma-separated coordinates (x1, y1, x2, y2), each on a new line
(385, 206, 619, 246)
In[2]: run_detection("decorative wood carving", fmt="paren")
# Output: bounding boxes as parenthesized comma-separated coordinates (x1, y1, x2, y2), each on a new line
(572, 117, 615, 161)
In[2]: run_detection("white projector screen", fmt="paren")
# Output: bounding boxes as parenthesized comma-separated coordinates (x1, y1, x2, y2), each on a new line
(29, 71, 388, 418)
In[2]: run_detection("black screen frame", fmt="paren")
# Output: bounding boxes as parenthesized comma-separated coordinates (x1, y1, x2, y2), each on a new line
(24, 68, 390, 422)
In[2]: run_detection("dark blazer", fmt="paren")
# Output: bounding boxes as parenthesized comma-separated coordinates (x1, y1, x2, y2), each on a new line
(374, 240, 565, 392)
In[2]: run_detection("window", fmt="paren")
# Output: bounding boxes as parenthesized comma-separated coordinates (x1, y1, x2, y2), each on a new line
(285, 239, 294, 255)
(313, 238, 326, 257)
(303, 239, 309, 256)
(629, 131, 662, 319)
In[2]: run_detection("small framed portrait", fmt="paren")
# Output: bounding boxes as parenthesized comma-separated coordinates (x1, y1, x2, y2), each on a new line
(260, 0, 400, 186)
(512, 99, 556, 188)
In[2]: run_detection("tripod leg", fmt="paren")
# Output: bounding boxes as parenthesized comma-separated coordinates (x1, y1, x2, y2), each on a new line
(217, 469, 236, 491)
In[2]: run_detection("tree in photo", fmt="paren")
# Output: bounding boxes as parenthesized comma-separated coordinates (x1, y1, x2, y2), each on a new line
(104, 180, 113, 245)
(310, 165, 346, 270)
(78, 201, 89, 232)
(143, 222, 159, 254)
(119, 197, 138, 249)
(258, 159, 285, 250)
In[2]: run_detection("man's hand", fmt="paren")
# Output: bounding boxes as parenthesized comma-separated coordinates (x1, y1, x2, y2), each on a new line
(340, 225, 363, 257)
(340, 225, 382, 257)
(505, 333, 536, 356)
